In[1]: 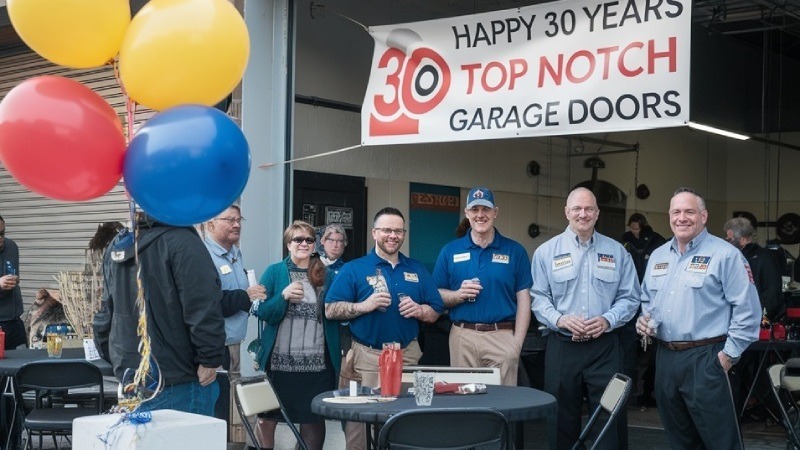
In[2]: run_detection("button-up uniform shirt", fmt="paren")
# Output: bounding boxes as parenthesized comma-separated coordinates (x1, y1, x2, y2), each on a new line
(531, 227, 640, 335)
(433, 228, 532, 323)
(326, 248, 444, 349)
(641, 228, 760, 359)
(205, 237, 250, 344)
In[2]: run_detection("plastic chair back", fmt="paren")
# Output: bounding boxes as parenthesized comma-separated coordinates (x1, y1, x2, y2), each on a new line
(377, 407, 510, 449)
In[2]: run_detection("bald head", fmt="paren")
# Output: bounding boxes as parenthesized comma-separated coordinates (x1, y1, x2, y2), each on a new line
(565, 188, 599, 241)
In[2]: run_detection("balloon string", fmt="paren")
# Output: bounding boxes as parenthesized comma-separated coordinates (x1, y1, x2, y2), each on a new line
(112, 59, 138, 143)
(258, 144, 363, 169)
(310, 2, 369, 32)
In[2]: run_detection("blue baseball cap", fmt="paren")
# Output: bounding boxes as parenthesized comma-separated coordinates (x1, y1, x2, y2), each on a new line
(466, 187, 495, 209)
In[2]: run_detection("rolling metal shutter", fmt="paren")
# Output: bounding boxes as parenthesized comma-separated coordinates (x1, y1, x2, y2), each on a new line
(0, 49, 153, 306)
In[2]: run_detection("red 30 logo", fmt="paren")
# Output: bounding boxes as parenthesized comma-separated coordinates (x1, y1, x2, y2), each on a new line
(369, 45, 451, 137)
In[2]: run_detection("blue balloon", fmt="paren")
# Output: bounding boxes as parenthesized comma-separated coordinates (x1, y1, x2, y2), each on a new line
(124, 105, 250, 226)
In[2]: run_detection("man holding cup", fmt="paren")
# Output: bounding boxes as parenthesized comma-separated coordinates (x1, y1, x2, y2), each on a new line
(433, 187, 532, 386)
(325, 207, 443, 450)
(636, 188, 760, 450)
(531, 187, 639, 449)
(0, 214, 26, 350)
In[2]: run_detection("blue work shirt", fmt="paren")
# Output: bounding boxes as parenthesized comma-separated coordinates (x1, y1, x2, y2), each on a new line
(433, 228, 532, 323)
(641, 228, 760, 359)
(204, 237, 250, 344)
(531, 227, 640, 335)
(326, 248, 444, 349)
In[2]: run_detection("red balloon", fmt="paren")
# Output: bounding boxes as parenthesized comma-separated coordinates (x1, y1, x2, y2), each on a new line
(0, 76, 125, 201)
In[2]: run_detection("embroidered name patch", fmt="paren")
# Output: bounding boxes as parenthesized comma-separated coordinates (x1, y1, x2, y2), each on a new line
(553, 253, 573, 270)
(651, 262, 669, 277)
(597, 253, 616, 270)
(686, 256, 711, 273)
(492, 253, 510, 264)
(404, 272, 419, 282)
(453, 253, 470, 263)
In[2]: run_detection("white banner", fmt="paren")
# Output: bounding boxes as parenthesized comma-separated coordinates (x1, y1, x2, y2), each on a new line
(361, 0, 691, 145)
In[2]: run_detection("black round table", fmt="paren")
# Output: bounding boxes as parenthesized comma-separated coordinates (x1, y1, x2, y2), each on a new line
(0, 348, 112, 376)
(311, 384, 557, 449)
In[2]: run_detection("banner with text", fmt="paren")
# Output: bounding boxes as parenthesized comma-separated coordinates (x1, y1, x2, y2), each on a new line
(361, 0, 691, 145)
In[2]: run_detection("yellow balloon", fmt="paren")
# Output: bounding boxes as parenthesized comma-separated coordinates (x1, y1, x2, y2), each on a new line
(119, 0, 250, 111)
(7, 0, 130, 69)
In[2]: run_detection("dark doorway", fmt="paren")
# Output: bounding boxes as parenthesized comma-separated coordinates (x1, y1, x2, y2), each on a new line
(293, 171, 367, 261)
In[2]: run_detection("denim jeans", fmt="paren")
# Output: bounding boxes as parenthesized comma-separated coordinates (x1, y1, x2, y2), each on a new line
(138, 380, 219, 417)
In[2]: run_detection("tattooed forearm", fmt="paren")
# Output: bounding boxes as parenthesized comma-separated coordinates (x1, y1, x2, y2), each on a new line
(325, 301, 362, 320)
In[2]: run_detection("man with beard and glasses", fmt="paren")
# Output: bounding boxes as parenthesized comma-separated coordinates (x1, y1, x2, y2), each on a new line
(325, 207, 444, 450)
(637, 187, 760, 450)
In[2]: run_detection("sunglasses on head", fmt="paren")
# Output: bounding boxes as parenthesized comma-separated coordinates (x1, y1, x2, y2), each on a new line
(291, 236, 315, 244)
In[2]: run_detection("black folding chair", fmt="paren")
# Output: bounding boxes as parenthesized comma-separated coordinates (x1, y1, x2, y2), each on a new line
(572, 373, 632, 450)
(15, 360, 104, 450)
(376, 407, 511, 449)
(234, 376, 308, 450)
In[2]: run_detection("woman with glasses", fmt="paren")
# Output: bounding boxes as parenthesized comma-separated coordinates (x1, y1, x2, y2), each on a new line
(252, 220, 341, 450)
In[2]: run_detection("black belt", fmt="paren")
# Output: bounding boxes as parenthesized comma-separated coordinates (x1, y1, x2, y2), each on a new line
(659, 335, 726, 351)
(352, 336, 416, 350)
(453, 321, 515, 332)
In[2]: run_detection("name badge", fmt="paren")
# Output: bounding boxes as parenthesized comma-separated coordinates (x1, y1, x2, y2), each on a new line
(220, 264, 232, 275)
(686, 256, 711, 273)
(597, 253, 616, 270)
(552, 253, 573, 271)
(453, 253, 470, 263)
(404, 272, 419, 282)
(492, 253, 509, 264)
(651, 262, 669, 277)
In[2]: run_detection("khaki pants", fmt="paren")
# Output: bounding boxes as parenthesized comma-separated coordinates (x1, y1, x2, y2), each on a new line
(343, 341, 422, 450)
(449, 325, 521, 386)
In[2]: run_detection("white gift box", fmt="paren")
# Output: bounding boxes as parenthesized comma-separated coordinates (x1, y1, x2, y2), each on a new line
(73, 409, 226, 450)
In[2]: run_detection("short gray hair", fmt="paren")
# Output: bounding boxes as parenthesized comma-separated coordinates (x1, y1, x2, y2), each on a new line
(322, 223, 348, 245)
(723, 217, 755, 241)
(673, 187, 706, 211)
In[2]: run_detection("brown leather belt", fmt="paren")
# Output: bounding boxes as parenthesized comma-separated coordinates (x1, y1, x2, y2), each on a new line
(454, 321, 514, 332)
(660, 335, 726, 351)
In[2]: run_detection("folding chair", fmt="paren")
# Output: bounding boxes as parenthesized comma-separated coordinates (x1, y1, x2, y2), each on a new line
(376, 407, 510, 450)
(15, 360, 104, 450)
(234, 376, 309, 450)
(571, 373, 632, 450)
(768, 363, 800, 449)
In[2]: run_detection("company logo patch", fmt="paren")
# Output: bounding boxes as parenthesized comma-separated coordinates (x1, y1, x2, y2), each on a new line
(597, 253, 616, 270)
(404, 272, 419, 282)
(686, 256, 711, 273)
(492, 253, 510, 264)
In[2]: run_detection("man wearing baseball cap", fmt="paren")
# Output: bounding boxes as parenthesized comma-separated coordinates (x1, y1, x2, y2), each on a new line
(432, 187, 532, 385)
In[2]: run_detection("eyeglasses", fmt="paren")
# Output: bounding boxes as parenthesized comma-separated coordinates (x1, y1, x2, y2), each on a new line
(216, 217, 245, 224)
(325, 238, 345, 244)
(374, 228, 407, 236)
(0, 231, 5, 237)
(291, 236, 315, 244)
(568, 206, 598, 215)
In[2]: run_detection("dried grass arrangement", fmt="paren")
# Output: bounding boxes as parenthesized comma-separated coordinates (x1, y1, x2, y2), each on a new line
(54, 248, 104, 340)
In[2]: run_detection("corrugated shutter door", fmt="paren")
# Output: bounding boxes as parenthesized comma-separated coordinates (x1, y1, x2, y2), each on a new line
(0, 50, 152, 306)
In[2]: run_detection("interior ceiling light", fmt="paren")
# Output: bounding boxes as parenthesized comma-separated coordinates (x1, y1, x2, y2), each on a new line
(686, 121, 750, 140)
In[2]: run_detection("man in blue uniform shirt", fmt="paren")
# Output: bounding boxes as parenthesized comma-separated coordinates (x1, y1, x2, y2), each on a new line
(531, 187, 640, 450)
(637, 187, 760, 450)
(433, 187, 532, 386)
(326, 207, 443, 450)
